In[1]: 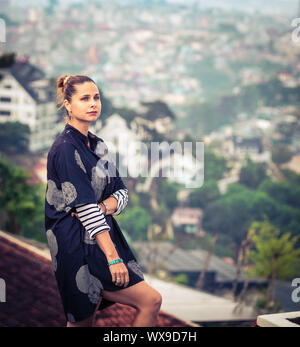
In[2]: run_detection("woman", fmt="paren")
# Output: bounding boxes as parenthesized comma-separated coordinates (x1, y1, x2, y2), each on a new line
(45, 74, 162, 327)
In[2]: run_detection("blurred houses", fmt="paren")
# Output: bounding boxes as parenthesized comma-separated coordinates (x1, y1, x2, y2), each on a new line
(97, 112, 202, 188)
(132, 240, 268, 294)
(171, 207, 205, 238)
(0, 60, 59, 152)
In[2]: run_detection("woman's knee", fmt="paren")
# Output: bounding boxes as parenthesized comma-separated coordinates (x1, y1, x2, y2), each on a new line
(141, 290, 162, 311)
(101, 281, 162, 312)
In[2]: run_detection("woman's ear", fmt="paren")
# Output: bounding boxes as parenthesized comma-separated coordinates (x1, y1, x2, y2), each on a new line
(63, 99, 71, 114)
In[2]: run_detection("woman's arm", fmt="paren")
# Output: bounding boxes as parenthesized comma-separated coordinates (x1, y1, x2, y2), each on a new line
(94, 230, 120, 262)
(98, 188, 129, 216)
(98, 196, 118, 215)
(74, 203, 120, 262)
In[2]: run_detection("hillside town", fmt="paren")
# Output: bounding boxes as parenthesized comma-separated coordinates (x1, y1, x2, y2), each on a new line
(0, 0, 300, 327)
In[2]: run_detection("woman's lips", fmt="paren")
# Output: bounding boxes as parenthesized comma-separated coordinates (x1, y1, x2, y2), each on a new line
(87, 111, 97, 114)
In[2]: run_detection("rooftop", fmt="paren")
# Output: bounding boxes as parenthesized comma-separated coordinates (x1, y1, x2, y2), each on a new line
(0, 60, 54, 104)
(0, 230, 197, 327)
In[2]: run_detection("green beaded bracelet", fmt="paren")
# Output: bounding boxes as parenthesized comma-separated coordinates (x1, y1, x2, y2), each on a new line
(108, 258, 123, 266)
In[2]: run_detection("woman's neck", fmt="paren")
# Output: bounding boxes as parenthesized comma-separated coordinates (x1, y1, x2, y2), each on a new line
(68, 119, 89, 137)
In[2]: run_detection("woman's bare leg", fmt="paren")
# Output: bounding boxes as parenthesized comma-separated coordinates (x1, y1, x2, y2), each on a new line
(100, 280, 162, 327)
(67, 280, 162, 327)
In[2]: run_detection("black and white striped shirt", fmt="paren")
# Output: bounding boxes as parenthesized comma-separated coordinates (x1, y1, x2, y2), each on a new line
(75, 188, 129, 240)
(111, 188, 128, 216)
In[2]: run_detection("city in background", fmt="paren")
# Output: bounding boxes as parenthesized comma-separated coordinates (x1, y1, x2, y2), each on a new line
(0, 0, 300, 327)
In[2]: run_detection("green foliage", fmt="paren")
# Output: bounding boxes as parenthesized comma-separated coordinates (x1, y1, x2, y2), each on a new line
(127, 192, 140, 208)
(255, 295, 282, 311)
(203, 190, 259, 252)
(204, 148, 230, 181)
(137, 191, 152, 211)
(116, 206, 152, 241)
(172, 273, 188, 285)
(271, 144, 293, 165)
(247, 218, 300, 280)
(0, 122, 30, 154)
(188, 179, 221, 208)
(239, 156, 268, 189)
(141, 100, 176, 120)
(0, 156, 46, 242)
(157, 179, 179, 210)
(259, 178, 300, 209)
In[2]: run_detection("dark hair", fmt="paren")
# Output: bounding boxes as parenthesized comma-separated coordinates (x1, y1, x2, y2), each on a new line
(56, 74, 96, 123)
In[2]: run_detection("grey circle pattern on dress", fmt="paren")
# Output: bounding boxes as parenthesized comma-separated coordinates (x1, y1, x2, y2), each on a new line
(46, 179, 66, 211)
(61, 181, 77, 206)
(46, 229, 58, 271)
(75, 264, 103, 304)
(74, 149, 87, 173)
(127, 260, 144, 279)
(94, 140, 108, 158)
(91, 165, 106, 201)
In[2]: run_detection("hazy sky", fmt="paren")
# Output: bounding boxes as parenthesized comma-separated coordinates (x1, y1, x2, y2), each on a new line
(9, 0, 299, 17)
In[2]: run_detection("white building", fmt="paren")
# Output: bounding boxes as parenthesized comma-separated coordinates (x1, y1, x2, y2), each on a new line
(96, 113, 144, 177)
(0, 60, 59, 152)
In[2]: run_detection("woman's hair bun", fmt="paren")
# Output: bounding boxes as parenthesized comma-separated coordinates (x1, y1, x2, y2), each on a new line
(57, 74, 71, 91)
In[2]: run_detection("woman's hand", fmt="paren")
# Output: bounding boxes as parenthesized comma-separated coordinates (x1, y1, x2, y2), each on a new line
(108, 261, 129, 288)
(71, 211, 79, 218)
(71, 206, 129, 286)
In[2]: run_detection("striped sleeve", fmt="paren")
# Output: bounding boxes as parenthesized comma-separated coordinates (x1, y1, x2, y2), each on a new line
(75, 203, 110, 240)
(110, 188, 129, 216)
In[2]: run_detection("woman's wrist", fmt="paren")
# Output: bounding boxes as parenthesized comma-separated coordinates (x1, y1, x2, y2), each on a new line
(99, 202, 107, 215)
(98, 197, 118, 215)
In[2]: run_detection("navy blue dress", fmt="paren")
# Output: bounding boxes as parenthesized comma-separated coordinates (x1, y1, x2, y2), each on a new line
(44, 123, 145, 324)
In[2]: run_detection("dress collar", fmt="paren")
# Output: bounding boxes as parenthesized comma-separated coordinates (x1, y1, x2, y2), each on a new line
(64, 123, 92, 146)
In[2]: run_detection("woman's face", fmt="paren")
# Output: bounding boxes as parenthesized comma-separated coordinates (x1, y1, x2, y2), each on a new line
(64, 81, 101, 123)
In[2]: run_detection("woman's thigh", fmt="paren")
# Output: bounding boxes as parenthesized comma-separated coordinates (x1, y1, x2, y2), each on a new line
(100, 280, 162, 311)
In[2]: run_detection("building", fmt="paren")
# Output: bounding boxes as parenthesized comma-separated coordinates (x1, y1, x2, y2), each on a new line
(132, 241, 267, 294)
(232, 135, 264, 156)
(0, 60, 59, 153)
(171, 207, 204, 236)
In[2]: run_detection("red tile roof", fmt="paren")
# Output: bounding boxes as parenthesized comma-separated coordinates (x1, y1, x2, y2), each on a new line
(0, 232, 196, 327)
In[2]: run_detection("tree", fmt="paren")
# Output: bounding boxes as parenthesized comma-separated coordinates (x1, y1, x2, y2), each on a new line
(271, 144, 293, 165)
(116, 206, 152, 241)
(204, 148, 230, 181)
(188, 180, 220, 208)
(259, 178, 300, 209)
(0, 156, 46, 241)
(195, 233, 219, 290)
(239, 156, 268, 189)
(157, 179, 179, 210)
(203, 189, 256, 257)
(247, 217, 300, 306)
(0, 122, 30, 154)
(0, 52, 16, 68)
